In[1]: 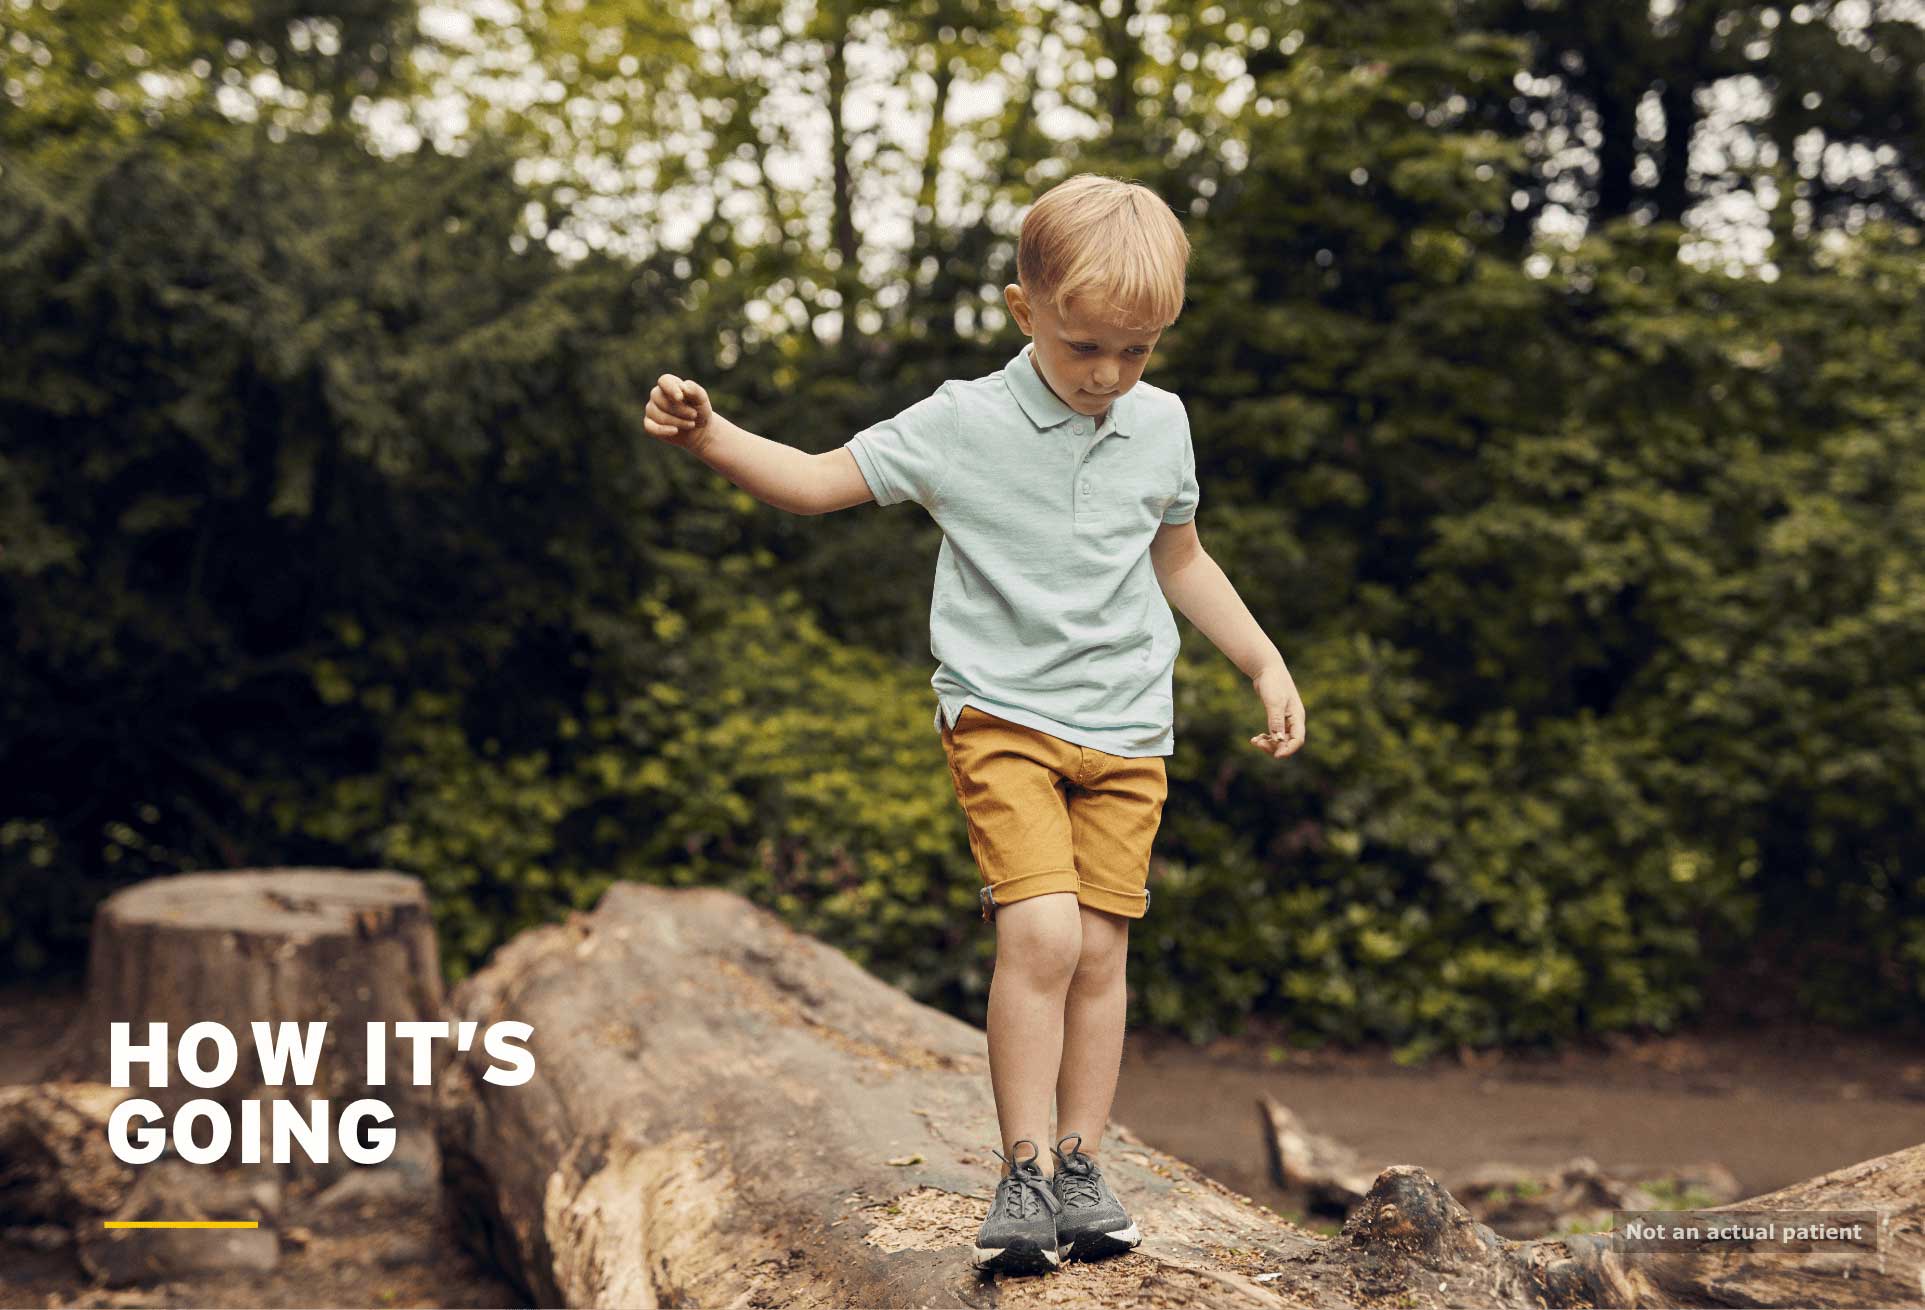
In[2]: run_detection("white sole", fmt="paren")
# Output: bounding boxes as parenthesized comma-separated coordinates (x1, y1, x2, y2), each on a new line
(972, 1245, 1061, 1269)
(1065, 1222, 1141, 1259)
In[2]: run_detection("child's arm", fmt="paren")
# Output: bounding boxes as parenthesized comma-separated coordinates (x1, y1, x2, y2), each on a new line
(645, 373, 871, 515)
(1151, 519, 1305, 758)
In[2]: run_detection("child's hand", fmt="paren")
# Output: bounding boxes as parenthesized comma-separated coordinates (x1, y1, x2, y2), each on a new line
(1250, 665, 1305, 759)
(644, 373, 714, 452)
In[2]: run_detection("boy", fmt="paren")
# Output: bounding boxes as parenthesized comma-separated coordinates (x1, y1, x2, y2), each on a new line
(643, 173, 1305, 1277)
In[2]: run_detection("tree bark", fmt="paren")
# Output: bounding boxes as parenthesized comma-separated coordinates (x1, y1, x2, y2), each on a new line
(0, 1083, 137, 1225)
(1652, 76, 1699, 225)
(45, 869, 448, 1175)
(432, 881, 1925, 1308)
(1260, 1092, 1378, 1213)
(821, 0, 861, 365)
(1550, 1146, 1925, 1309)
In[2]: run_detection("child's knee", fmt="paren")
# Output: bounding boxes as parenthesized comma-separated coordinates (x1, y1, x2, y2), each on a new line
(994, 891, 1083, 987)
(1073, 922, 1129, 982)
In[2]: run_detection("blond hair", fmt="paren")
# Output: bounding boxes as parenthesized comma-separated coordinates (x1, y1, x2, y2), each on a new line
(1015, 174, 1190, 331)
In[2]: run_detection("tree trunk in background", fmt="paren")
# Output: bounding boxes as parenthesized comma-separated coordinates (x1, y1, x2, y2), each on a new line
(1654, 74, 1700, 225)
(434, 882, 1923, 1307)
(45, 869, 448, 1178)
(823, 0, 861, 367)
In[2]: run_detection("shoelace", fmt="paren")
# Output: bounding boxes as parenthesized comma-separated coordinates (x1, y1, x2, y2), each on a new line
(1050, 1133, 1105, 1208)
(990, 1144, 1062, 1221)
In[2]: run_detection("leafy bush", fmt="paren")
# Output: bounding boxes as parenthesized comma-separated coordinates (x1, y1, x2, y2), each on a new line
(255, 576, 998, 1016)
(5, 15, 1922, 1051)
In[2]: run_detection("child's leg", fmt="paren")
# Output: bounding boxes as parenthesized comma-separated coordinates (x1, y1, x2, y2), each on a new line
(985, 890, 1083, 1177)
(1054, 741, 1163, 1162)
(1053, 904, 1129, 1156)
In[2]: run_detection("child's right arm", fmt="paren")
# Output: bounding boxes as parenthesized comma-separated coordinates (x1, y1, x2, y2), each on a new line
(645, 373, 873, 516)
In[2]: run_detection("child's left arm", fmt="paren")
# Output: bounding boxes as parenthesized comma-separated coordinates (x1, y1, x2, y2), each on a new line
(1150, 519, 1305, 759)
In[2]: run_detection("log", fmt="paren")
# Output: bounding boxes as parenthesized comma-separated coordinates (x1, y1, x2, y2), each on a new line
(0, 1083, 136, 1225)
(1259, 1093, 1379, 1213)
(45, 869, 449, 1175)
(1534, 1145, 1925, 1309)
(1259, 1094, 1747, 1239)
(441, 883, 1912, 1309)
(439, 882, 1362, 1308)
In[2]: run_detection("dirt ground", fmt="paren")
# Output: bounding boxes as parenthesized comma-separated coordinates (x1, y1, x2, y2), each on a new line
(1115, 1014, 1925, 1220)
(4, 979, 1923, 1308)
(0, 1194, 520, 1310)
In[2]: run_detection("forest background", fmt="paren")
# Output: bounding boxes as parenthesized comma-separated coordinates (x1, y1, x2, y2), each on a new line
(3, 0, 1922, 1061)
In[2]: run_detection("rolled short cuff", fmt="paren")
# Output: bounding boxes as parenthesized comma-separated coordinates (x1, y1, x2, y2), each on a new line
(982, 867, 1082, 917)
(1077, 882, 1152, 920)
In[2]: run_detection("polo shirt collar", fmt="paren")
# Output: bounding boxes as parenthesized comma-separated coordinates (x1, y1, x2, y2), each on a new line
(1007, 344, 1134, 437)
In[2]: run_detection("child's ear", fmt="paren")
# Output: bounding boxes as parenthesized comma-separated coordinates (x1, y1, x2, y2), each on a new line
(1003, 283, 1029, 329)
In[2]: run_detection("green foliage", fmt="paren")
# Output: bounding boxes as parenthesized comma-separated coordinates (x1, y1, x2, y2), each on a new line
(3, 0, 1922, 1053)
(1135, 629, 1744, 1052)
(0, 119, 688, 969)
(1118, 15, 1925, 1043)
(257, 579, 995, 1012)
(1459, 0, 1925, 229)
(1640, 1178, 1726, 1212)
(1552, 1215, 1617, 1238)
(0, 0, 423, 186)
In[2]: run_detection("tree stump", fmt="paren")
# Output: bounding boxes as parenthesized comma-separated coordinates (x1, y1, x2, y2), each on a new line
(46, 869, 448, 1174)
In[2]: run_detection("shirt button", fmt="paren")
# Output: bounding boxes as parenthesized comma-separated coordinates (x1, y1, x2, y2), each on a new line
(1081, 482, 1091, 495)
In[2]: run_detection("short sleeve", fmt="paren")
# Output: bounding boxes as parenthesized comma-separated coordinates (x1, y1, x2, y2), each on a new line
(843, 384, 955, 509)
(1162, 400, 1199, 525)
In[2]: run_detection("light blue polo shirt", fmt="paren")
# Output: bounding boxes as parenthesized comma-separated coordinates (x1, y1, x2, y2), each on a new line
(844, 343, 1199, 756)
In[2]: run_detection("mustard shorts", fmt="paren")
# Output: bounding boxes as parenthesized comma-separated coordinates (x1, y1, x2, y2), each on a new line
(939, 704, 1167, 922)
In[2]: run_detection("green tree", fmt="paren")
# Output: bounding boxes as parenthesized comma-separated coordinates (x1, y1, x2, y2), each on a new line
(4, 0, 1920, 1050)
(0, 122, 682, 969)
(1458, 0, 1925, 231)
(0, 0, 429, 182)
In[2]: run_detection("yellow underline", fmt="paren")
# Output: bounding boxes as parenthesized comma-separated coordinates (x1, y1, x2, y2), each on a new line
(103, 1221, 259, 1229)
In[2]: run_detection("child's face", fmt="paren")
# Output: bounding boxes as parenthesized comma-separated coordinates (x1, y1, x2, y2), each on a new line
(1003, 284, 1164, 418)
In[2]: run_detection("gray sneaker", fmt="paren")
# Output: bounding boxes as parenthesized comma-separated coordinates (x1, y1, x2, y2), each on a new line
(1049, 1133, 1142, 1260)
(972, 1140, 1062, 1275)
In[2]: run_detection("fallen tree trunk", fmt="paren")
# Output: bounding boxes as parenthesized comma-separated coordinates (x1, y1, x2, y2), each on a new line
(437, 883, 1923, 1308)
(1535, 1145, 1925, 1309)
